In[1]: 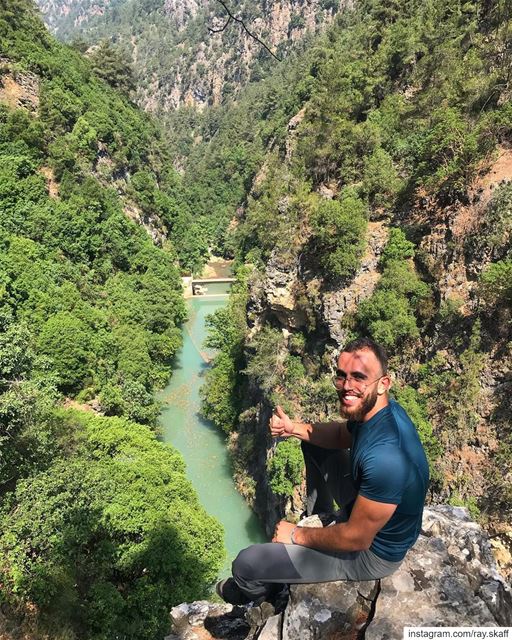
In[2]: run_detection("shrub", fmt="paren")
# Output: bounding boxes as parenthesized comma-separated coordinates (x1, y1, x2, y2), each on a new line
(38, 312, 92, 392)
(200, 270, 250, 433)
(361, 147, 403, 209)
(418, 322, 485, 450)
(200, 352, 239, 433)
(289, 14, 306, 30)
(380, 228, 415, 265)
(479, 259, 512, 307)
(244, 326, 286, 393)
(309, 189, 368, 280)
(357, 289, 419, 348)
(392, 385, 442, 486)
(355, 229, 431, 351)
(415, 107, 480, 194)
(448, 493, 480, 520)
(284, 355, 306, 386)
(267, 438, 303, 497)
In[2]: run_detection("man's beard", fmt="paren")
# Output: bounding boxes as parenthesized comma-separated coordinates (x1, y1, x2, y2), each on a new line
(338, 387, 379, 422)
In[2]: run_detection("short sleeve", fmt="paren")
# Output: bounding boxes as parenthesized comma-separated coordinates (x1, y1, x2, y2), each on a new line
(358, 445, 409, 504)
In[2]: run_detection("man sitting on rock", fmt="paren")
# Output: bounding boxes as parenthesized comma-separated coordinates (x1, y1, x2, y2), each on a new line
(217, 337, 430, 605)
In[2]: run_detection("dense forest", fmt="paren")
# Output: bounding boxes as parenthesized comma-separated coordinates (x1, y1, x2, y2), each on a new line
(0, 2, 223, 638)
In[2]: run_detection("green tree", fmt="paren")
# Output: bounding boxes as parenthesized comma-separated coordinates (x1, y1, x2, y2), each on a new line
(0, 410, 224, 640)
(200, 270, 250, 432)
(479, 259, 512, 307)
(361, 147, 403, 208)
(267, 439, 303, 497)
(356, 228, 431, 350)
(309, 189, 368, 280)
(88, 40, 136, 96)
(38, 312, 92, 392)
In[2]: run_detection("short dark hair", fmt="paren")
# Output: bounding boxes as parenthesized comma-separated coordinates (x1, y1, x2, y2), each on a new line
(341, 337, 388, 375)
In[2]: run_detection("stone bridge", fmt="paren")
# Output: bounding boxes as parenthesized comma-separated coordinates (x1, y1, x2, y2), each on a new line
(182, 277, 235, 297)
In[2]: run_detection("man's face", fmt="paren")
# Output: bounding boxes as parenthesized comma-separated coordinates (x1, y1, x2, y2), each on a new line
(335, 349, 388, 422)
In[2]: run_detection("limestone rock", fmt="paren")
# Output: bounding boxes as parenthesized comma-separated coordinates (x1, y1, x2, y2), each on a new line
(0, 60, 40, 112)
(365, 506, 512, 638)
(122, 200, 167, 246)
(321, 221, 389, 346)
(282, 580, 378, 640)
(257, 252, 307, 330)
(258, 613, 283, 640)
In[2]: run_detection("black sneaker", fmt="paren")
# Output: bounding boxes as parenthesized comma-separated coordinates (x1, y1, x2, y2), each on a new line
(215, 577, 252, 605)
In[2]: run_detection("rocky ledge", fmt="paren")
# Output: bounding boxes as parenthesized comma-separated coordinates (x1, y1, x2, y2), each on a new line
(166, 506, 512, 640)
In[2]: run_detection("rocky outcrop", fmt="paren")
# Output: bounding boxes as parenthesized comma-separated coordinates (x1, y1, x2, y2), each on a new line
(413, 147, 512, 315)
(167, 507, 512, 640)
(35, 0, 113, 35)
(251, 251, 308, 331)
(366, 506, 512, 638)
(282, 580, 378, 640)
(122, 200, 167, 246)
(139, 0, 347, 112)
(167, 601, 251, 640)
(0, 59, 39, 112)
(321, 221, 389, 346)
(247, 221, 388, 346)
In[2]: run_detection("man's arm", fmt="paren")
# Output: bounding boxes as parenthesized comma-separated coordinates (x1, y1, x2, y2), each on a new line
(270, 405, 351, 449)
(273, 495, 397, 552)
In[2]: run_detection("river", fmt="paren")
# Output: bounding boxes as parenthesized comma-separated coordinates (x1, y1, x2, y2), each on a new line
(158, 286, 266, 576)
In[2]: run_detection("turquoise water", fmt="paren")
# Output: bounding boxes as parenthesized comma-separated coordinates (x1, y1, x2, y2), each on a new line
(158, 294, 266, 575)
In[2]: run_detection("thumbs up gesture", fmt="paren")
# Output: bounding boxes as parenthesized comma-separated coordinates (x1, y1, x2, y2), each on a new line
(270, 405, 295, 438)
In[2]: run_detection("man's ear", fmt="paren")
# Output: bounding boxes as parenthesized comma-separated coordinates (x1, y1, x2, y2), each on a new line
(377, 375, 391, 395)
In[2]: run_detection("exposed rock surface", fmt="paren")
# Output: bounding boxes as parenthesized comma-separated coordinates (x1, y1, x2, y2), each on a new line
(247, 220, 388, 345)
(122, 199, 167, 246)
(256, 252, 308, 330)
(0, 59, 39, 112)
(321, 221, 389, 346)
(366, 506, 512, 639)
(282, 580, 378, 640)
(166, 601, 250, 640)
(35, 0, 348, 112)
(167, 507, 512, 640)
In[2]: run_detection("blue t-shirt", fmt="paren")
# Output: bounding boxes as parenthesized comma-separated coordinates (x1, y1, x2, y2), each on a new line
(347, 399, 429, 561)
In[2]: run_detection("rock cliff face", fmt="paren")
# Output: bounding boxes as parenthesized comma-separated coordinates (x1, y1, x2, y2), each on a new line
(166, 507, 512, 640)
(0, 59, 39, 112)
(35, 0, 345, 112)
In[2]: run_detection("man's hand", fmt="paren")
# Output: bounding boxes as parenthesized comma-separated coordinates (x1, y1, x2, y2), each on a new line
(270, 406, 295, 438)
(272, 520, 296, 544)
(277, 496, 398, 553)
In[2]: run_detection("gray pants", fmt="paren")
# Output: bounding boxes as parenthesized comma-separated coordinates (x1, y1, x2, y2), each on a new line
(232, 442, 401, 601)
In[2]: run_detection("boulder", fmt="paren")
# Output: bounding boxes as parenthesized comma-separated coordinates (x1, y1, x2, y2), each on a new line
(169, 506, 512, 639)
(282, 580, 378, 640)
